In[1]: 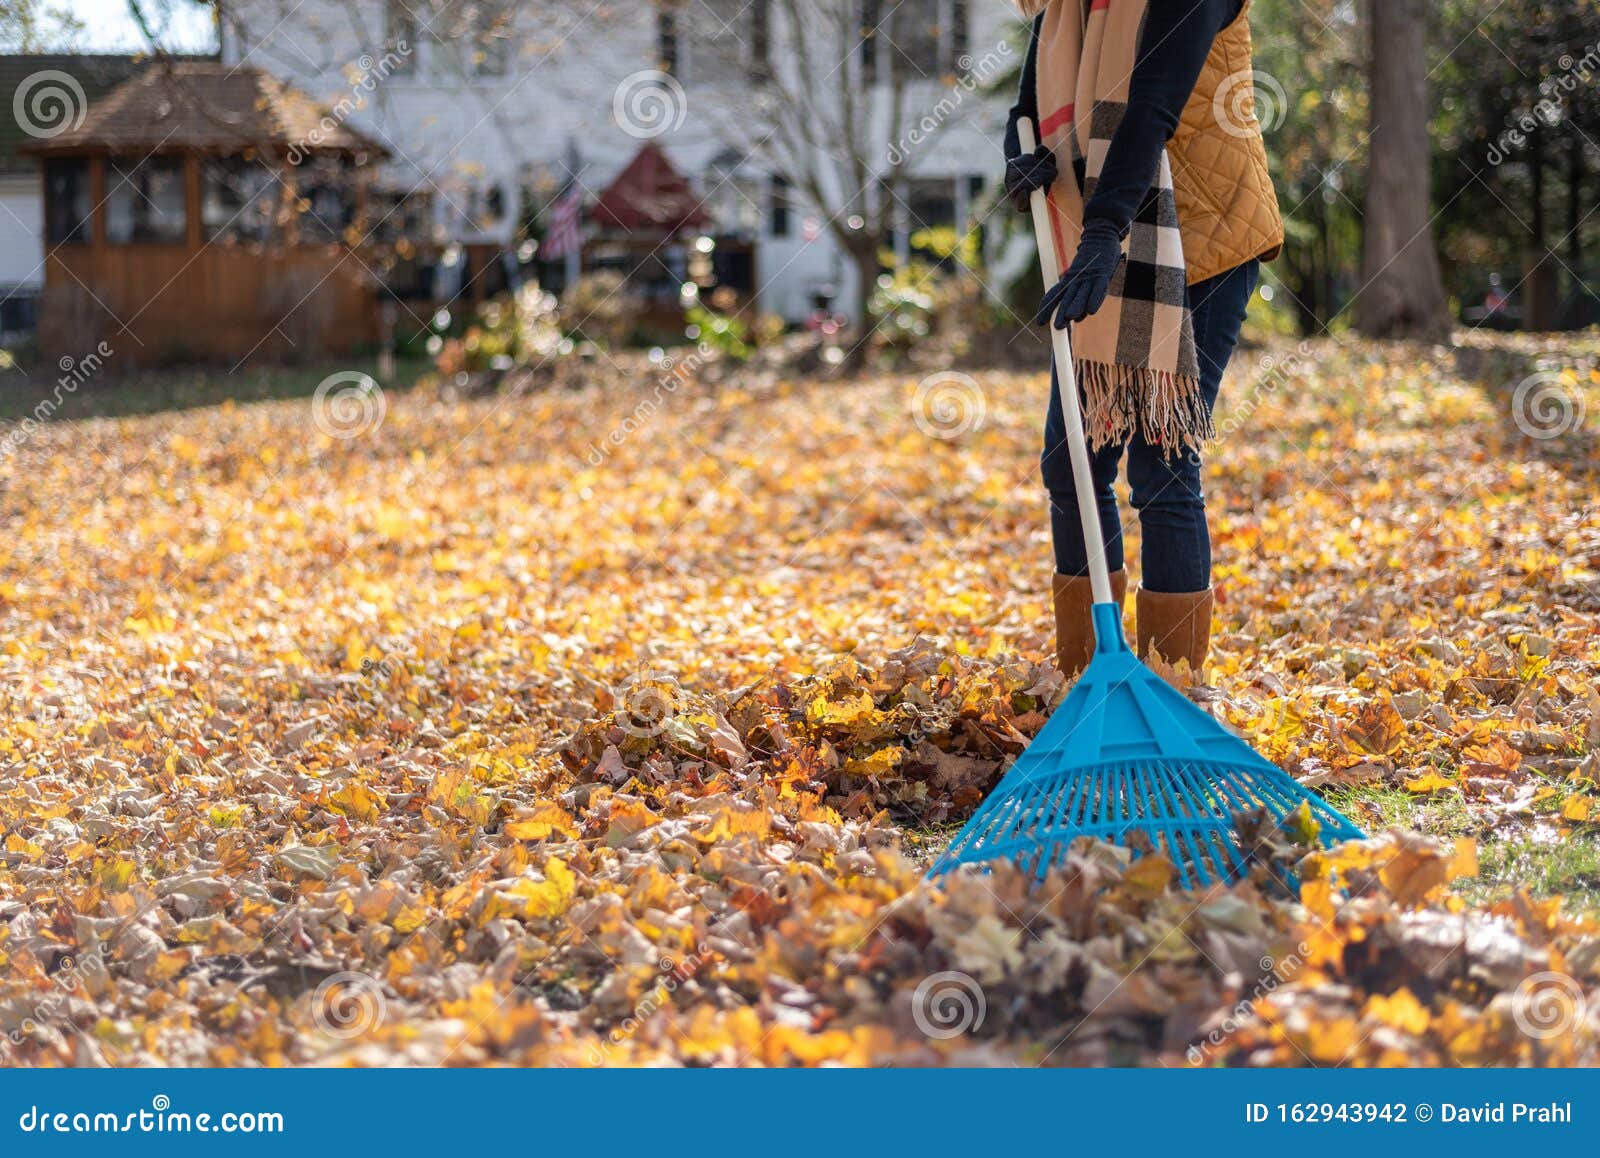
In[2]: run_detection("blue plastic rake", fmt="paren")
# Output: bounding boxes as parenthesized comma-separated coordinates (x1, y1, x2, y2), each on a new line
(929, 122, 1363, 888)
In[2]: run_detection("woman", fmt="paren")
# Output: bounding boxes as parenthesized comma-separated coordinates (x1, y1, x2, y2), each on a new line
(1002, 0, 1284, 680)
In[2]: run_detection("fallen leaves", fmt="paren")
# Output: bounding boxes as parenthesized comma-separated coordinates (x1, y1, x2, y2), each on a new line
(0, 332, 1595, 1066)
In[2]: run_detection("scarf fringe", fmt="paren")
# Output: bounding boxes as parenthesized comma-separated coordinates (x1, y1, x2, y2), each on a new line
(1075, 359, 1214, 454)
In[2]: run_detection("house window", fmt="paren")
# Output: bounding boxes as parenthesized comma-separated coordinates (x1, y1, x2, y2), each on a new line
(105, 156, 186, 244)
(202, 157, 279, 243)
(470, 183, 507, 231)
(294, 158, 357, 243)
(905, 177, 957, 232)
(770, 175, 793, 239)
(860, 0, 882, 85)
(0, 291, 38, 339)
(371, 188, 435, 245)
(44, 157, 90, 245)
(466, 2, 509, 77)
(657, 3, 680, 76)
(751, 0, 771, 82)
(881, 0, 971, 81)
(385, 0, 419, 76)
(698, 0, 770, 82)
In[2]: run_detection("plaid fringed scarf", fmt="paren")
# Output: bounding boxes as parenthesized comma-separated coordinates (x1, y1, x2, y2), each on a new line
(1016, 0, 1208, 452)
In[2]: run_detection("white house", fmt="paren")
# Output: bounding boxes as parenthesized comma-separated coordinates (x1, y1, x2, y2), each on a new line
(216, 1, 1020, 323)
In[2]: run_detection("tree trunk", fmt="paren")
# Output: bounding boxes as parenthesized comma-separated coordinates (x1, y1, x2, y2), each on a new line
(841, 239, 881, 373)
(1530, 126, 1545, 250)
(1567, 133, 1583, 268)
(1518, 126, 1559, 330)
(1355, 0, 1451, 340)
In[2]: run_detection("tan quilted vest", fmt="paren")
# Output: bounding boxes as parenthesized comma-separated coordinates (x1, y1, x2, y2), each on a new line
(1167, 0, 1285, 284)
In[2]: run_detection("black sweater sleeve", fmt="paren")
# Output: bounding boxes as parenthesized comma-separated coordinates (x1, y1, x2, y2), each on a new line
(1083, 0, 1242, 233)
(1003, 15, 1045, 161)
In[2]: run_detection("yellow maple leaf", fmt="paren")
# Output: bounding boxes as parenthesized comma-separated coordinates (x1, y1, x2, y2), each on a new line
(1364, 987, 1430, 1035)
(1403, 770, 1457, 794)
(330, 782, 382, 823)
(505, 800, 579, 841)
(511, 856, 576, 919)
(1121, 854, 1174, 896)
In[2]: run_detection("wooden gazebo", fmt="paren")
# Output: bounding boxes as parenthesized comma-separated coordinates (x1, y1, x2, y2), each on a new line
(23, 62, 388, 363)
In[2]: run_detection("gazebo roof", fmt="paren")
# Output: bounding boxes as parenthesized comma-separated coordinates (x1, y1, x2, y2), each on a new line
(0, 54, 145, 174)
(589, 143, 710, 234)
(22, 61, 386, 158)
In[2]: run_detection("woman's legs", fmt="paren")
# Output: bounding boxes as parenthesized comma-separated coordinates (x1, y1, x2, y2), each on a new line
(1041, 258, 1258, 674)
(1042, 359, 1125, 579)
(1126, 260, 1259, 592)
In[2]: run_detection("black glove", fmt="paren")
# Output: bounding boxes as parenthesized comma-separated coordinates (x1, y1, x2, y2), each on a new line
(1004, 146, 1058, 213)
(1035, 218, 1125, 329)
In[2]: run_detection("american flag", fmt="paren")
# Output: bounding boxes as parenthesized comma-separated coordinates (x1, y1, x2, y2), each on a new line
(541, 184, 584, 261)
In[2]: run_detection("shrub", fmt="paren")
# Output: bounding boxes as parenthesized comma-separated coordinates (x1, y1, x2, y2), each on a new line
(562, 272, 631, 350)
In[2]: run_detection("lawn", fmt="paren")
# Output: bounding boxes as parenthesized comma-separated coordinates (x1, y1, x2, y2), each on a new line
(0, 331, 1596, 1066)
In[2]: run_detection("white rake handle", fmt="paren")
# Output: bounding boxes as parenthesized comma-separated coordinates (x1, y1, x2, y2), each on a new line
(1018, 119, 1114, 607)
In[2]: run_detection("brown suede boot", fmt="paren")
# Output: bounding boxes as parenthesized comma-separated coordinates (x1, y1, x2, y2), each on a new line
(1053, 570, 1128, 676)
(1135, 587, 1215, 680)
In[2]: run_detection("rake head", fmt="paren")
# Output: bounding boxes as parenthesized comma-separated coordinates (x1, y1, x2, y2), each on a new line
(929, 605, 1364, 889)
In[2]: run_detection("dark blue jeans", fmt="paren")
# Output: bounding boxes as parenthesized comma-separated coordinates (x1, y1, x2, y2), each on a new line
(1042, 259, 1258, 594)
